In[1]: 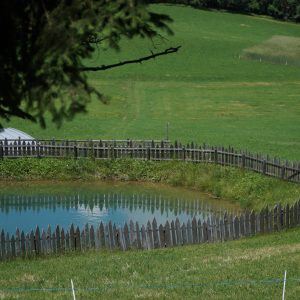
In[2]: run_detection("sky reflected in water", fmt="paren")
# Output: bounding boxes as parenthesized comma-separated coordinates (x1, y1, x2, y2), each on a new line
(0, 181, 240, 234)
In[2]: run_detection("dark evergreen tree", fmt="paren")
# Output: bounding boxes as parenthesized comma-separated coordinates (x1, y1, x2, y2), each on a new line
(0, 0, 179, 127)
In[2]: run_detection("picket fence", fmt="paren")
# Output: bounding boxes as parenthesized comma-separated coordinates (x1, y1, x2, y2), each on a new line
(0, 139, 300, 183)
(1, 199, 300, 260)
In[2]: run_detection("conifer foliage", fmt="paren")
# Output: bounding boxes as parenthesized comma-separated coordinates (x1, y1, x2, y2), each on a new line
(0, 0, 174, 127)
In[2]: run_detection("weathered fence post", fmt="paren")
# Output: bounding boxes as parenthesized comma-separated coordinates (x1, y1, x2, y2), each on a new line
(1, 230, 5, 260)
(250, 210, 256, 235)
(262, 159, 267, 175)
(259, 209, 264, 233)
(293, 202, 298, 226)
(192, 217, 198, 244)
(4, 138, 8, 157)
(147, 221, 154, 249)
(214, 148, 218, 164)
(239, 215, 245, 237)
(123, 223, 130, 250)
(229, 215, 234, 240)
(70, 224, 75, 251)
(15, 229, 21, 256)
(129, 220, 136, 248)
(175, 218, 182, 245)
(152, 219, 160, 249)
(286, 204, 290, 228)
(202, 221, 208, 242)
(181, 223, 187, 245)
(141, 225, 148, 250)
(21, 231, 25, 257)
(73, 145, 78, 160)
(89, 140, 95, 160)
(61, 228, 66, 252)
(36, 140, 41, 159)
(198, 219, 203, 243)
(99, 222, 105, 249)
(273, 205, 278, 231)
(11, 235, 16, 258)
(233, 216, 239, 239)
(0, 142, 3, 160)
(241, 153, 246, 168)
(278, 203, 283, 230)
(281, 166, 286, 180)
(147, 147, 151, 160)
(75, 227, 81, 251)
(6, 233, 11, 259)
(165, 221, 171, 247)
(224, 213, 229, 241)
(159, 224, 165, 248)
(136, 222, 142, 249)
(171, 220, 177, 246)
(187, 220, 192, 244)
(35, 226, 41, 255)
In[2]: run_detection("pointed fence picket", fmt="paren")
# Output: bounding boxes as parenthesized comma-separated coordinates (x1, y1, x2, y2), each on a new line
(1, 199, 300, 260)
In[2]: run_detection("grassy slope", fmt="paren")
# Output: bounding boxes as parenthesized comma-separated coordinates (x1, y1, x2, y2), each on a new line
(1, 228, 300, 299)
(3, 5, 300, 159)
(1, 8, 299, 298)
(0, 158, 299, 209)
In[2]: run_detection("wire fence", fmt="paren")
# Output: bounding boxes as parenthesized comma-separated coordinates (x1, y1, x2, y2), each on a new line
(1, 276, 298, 293)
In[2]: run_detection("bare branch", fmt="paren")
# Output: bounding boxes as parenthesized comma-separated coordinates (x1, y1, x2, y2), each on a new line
(78, 46, 181, 72)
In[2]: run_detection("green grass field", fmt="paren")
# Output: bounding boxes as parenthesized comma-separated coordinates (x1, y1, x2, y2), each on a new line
(1, 227, 300, 299)
(1, 7, 300, 299)
(3, 5, 300, 160)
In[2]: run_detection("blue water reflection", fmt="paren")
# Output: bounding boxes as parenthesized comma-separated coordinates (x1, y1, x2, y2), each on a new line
(0, 187, 238, 235)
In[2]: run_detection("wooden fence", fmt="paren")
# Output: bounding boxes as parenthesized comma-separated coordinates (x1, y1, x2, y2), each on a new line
(1, 199, 300, 260)
(0, 139, 300, 183)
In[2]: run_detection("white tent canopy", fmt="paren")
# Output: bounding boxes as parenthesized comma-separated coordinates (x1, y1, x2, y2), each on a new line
(0, 128, 34, 140)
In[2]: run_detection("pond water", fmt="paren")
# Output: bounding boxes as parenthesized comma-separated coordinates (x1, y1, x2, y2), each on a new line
(0, 181, 240, 235)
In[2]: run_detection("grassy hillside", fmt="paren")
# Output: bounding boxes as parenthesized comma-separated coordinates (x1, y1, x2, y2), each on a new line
(3, 5, 300, 159)
(1, 227, 300, 299)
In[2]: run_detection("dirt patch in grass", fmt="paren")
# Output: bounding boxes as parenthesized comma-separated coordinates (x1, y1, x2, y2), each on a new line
(243, 35, 300, 65)
(203, 242, 300, 265)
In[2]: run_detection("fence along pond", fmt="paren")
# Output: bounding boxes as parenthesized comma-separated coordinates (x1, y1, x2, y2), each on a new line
(0, 139, 300, 260)
(0, 139, 300, 183)
(1, 199, 300, 260)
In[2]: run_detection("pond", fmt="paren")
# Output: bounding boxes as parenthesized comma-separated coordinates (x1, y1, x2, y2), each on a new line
(0, 181, 240, 235)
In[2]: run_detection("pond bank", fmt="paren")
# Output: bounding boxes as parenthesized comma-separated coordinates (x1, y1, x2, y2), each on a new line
(0, 158, 299, 209)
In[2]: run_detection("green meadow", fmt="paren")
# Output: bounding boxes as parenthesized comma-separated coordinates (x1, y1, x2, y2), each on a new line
(1, 228, 300, 299)
(3, 5, 300, 160)
(1, 6, 300, 299)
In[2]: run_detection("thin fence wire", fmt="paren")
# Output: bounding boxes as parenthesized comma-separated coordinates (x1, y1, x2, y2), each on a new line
(1, 276, 299, 293)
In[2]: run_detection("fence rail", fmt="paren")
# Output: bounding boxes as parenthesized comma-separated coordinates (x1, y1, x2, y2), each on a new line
(1, 199, 300, 260)
(0, 139, 300, 183)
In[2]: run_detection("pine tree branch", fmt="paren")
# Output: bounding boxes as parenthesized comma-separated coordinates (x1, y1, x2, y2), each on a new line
(79, 46, 181, 72)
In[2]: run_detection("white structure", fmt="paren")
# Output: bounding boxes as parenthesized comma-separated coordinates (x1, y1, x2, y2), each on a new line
(0, 128, 34, 140)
